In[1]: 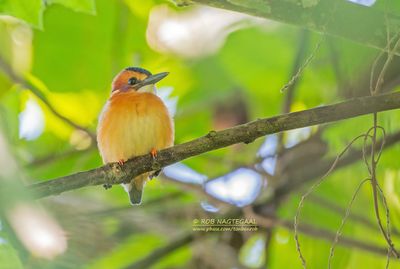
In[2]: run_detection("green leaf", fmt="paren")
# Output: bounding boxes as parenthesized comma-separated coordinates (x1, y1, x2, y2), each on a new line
(0, 0, 44, 28)
(87, 234, 165, 269)
(152, 246, 191, 269)
(0, 244, 24, 269)
(32, 0, 116, 93)
(46, 0, 96, 14)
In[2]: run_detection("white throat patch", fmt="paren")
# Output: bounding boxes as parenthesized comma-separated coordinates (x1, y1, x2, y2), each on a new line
(137, 84, 156, 94)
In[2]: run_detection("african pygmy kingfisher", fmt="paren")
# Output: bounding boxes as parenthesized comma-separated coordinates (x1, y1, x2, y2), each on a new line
(97, 67, 174, 205)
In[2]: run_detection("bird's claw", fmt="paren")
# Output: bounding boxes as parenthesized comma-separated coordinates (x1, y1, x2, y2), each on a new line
(103, 184, 112, 190)
(150, 169, 162, 179)
(118, 159, 125, 166)
(150, 148, 158, 160)
(149, 148, 160, 180)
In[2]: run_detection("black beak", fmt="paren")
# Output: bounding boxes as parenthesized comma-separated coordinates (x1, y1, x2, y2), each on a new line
(135, 72, 169, 89)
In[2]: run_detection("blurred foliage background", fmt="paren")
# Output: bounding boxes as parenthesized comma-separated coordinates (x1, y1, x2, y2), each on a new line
(1, 0, 400, 268)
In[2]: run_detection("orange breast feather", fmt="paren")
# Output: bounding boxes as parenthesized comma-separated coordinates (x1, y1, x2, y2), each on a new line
(97, 91, 174, 163)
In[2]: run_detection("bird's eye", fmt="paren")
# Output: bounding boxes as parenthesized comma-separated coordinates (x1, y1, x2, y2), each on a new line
(128, 77, 138, 85)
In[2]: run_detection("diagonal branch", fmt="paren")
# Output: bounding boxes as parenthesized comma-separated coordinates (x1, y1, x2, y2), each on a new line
(26, 145, 96, 167)
(191, 0, 400, 55)
(309, 194, 400, 237)
(249, 209, 391, 257)
(0, 56, 96, 141)
(27, 91, 400, 199)
(274, 129, 400, 199)
(124, 234, 193, 269)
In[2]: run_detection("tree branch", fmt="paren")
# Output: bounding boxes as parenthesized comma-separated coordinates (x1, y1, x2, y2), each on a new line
(26, 145, 96, 167)
(274, 129, 400, 198)
(0, 56, 96, 141)
(124, 234, 193, 269)
(249, 210, 391, 257)
(27, 91, 400, 199)
(191, 0, 400, 55)
(309, 194, 400, 237)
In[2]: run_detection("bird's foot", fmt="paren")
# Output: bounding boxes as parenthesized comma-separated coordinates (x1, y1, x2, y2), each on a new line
(118, 159, 126, 166)
(150, 169, 162, 180)
(150, 148, 161, 179)
(103, 184, 112, 190)
(150, 148, 158, 160)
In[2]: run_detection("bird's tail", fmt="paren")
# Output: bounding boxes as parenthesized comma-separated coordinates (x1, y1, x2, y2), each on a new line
(122, 173, 148, 205)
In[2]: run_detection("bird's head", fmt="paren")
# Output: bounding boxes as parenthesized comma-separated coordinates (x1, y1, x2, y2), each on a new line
(112, 67, 168, 93)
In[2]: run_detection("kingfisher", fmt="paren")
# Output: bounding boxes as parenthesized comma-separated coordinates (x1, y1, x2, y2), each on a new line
(97, 67, 174, 205)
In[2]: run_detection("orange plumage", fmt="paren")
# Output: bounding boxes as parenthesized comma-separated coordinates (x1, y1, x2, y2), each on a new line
(97, 67, 174, 204)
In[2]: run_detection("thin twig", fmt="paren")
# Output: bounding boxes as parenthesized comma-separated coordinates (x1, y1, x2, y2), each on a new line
(280, 30, 310, 109)
(373, 37, 400, 95)
(271, 129, 400, 200)
(278, 29, 310, 150)
(328, 178, 371, 269)
(367, 19, 400, 259)
(280, 0, 338, 93)
(280, 36, 325, 93)
(294, 134, 368, 268)
(246, 207, 391, 257)
(309, 194, 400, 237)
(369, 34, 400, 95)
(377, 182, 393, 269)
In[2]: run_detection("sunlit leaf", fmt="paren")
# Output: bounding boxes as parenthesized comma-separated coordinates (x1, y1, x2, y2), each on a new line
(46, 0, 96, 14)
(0, 0, 44, 28)
(87, 234, 164, 269)
(0, 244, 23, 269)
